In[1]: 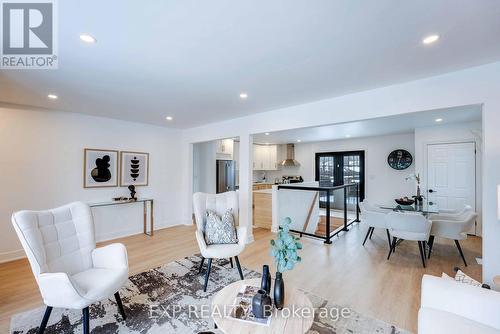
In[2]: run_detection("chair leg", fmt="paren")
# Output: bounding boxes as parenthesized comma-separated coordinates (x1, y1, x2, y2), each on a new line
(455, 240, 468, 267)
(418, 241, 426, 268)
(234, 256, 244, 280)
(114, 292, 126, 320)
(203, 258, 212, 292)
(387, 237, 397, 260)
(369, 227, 375, 239)
(37, 306, 53, 334)
(427, 236, 435, 259)
(82, 307, 90, 334)
(362, 227, 372, 246)
(198, 257, 205, 274)
(392, 237, 398, 253)
(422, 241, 427, 259)
(229, 257, 234, 268)
(386, 229, 392, 249)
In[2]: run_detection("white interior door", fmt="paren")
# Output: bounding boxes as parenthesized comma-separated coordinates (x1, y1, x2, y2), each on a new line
(427, 142, 476, 233)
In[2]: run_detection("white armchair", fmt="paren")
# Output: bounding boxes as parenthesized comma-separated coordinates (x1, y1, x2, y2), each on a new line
(359, 200, 391, 248)
(193, 191, 247, 292)
(427, 210, 478, 266)
(386, 212, 432, 267)
(11, 202, 128, 334)
(419, 275, 500, 334)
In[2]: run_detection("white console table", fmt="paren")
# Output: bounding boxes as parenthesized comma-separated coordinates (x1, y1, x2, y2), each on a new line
(89, 198, 154, 236)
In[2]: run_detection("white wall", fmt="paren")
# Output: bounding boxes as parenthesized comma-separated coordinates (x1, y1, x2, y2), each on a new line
(414, 121, 482, 234)
(180, 61, 500, 284)
(0, 107, 185, 262)
(192, 141, 216, 193)
(293, 133, 415, 203)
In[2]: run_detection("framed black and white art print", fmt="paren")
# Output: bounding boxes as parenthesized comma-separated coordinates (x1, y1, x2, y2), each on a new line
(120, 151, 149, 186)
(83, 148, 119, 188)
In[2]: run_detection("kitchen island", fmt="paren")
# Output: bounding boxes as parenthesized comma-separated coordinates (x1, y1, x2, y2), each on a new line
(253, 188, 273, 229)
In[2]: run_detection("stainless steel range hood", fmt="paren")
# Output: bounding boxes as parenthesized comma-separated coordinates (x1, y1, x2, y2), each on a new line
(280, 144, 301, 167)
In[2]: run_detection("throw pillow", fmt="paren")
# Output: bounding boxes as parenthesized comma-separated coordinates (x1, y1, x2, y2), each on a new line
(454, 270, 482, 287)
(204, 209, 238, 245)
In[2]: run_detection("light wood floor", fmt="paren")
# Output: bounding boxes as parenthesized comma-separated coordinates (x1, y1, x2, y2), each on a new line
(0, 224, 481, 333)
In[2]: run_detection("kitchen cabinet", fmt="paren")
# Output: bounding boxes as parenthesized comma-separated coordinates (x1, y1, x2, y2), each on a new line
(253, 144, 279, 170)
(216, 139, 234, 159)
(252, 183, 273, 190)
(253, 191, 272, 229)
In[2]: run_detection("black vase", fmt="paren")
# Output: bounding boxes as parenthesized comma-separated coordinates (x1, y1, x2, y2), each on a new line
(261, 265, 272, 294)
(274, 272, 285, 310)
(252, 289, 272, 318)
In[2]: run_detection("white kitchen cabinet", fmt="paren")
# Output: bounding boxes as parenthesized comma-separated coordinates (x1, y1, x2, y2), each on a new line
(216, 139, 234, 159)
(253, 144, 280, 170)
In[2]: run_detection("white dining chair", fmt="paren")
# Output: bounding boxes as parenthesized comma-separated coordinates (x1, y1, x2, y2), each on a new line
(359, 200, 391, 248)
(429, 205, 473, 221)
(386, 211, 432, 267)
(11, 202, 129, 334)
(428, 210, 478, 266)
(193, 191, 247, 292)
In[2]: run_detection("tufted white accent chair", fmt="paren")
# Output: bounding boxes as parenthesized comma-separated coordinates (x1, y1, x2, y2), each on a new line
(12, 201, 129, 334)
(193, 191, 247, 292)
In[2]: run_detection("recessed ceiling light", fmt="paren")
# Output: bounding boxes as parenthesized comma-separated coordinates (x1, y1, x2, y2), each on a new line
(80, 34, 96, 43)
(47, 94, 58, 99)
(265, 132, 270, 136)
(422, 34, 439, 45)
(435, 118, 443, 122)
(345, 134, 351, 138)
(297, 139, 302, 143)
(165, 116, 173, 121)
(239, 92, 248, 99)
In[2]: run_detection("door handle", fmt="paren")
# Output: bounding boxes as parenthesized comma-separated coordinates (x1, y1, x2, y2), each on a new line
(428, 189, 435, 193)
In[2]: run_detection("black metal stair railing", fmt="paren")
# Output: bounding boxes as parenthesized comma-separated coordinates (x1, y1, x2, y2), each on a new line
(277, 183, 360, 244)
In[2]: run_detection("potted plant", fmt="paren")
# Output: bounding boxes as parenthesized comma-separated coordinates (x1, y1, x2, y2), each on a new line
(406, 173, 424, 205)
(270, 217, 302, 309)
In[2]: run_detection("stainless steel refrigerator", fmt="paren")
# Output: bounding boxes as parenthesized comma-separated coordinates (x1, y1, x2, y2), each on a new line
(216, 160, 236, 193)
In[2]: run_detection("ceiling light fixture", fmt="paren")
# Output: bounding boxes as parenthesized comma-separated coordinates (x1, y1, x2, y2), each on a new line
(165, 116, 173, 121)
(265, 132, 270, 136)
(422, 34, 439, 45)
(80, 34, 96, 43)
(345, 134, 351, 138)
(435, 118, 443, 122)
(239, 92, 248, 99)
(47, 94, 58, 99)
(297, 139, 302, 143)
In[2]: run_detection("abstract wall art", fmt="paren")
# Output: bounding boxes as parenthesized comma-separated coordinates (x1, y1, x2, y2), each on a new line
(83, 148, 119, 188)
(120, 151, 149, 186)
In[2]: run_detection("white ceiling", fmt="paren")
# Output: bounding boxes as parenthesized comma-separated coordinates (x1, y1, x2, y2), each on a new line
(1, 1, 499, 128)
(253, 105, 482, 144)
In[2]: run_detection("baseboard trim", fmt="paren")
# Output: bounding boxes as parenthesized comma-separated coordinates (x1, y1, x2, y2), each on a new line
(0, 249, 26, 264)
(0, 220, 191, 264)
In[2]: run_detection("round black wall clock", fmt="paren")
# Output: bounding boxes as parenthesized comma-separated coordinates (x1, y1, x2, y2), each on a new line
(387, 149, 413, 170)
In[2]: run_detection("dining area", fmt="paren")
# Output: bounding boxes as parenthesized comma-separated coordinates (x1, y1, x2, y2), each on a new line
(359, 199, 478, 268)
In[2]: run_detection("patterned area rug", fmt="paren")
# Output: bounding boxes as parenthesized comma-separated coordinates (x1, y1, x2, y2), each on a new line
(11, 255, 411, 334)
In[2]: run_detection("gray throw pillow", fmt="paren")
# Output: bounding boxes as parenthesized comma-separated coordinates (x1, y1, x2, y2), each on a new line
(204, 209, 238, 245)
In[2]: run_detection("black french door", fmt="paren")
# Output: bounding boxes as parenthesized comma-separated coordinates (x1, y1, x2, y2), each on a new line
(315, 151, 365, 208)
